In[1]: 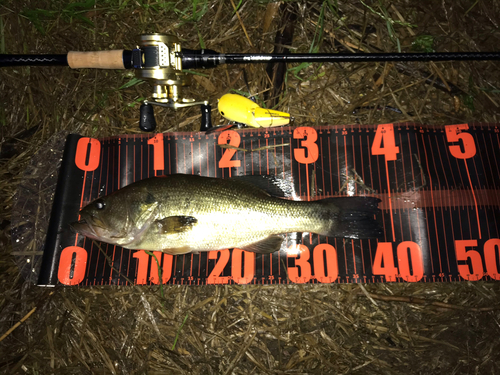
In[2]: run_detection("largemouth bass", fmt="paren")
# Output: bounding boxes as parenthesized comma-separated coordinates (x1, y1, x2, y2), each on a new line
(71, 174, 381, 254)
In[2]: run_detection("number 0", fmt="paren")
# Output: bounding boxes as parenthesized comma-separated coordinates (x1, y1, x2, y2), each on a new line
(75, 137, 100, 171)
(58, 246, 88, 285)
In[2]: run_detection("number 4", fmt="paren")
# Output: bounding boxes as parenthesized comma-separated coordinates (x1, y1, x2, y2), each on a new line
(371, 124, 400, 161)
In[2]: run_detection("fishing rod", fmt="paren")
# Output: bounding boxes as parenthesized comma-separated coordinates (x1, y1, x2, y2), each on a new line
(2, 33, 499, 131)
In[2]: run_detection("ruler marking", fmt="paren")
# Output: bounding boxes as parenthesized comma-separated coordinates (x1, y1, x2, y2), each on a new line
(258, 139, 262, 176)
(414, 130, 434, 273)
(320, 138, 325, 197)
(266, 138, 269, 175)
(328, 139, 333, 196)
(183, 143, 186, 175)
(399, 132, 409, 241)
(435, 133, 453, 270)
(385, 159, 396, 241)
(106, 143, 114, 284)
(486, 132, 500, 179)
(336, 135, 340, 193)
(421, 132, 442, 274)
(198, 252, 201, 278)
(428, 135, 448, 274)
(472, 133, 491, 238)
(351, 134, 358, 196)
(344, 135, 349, 194)
(206, 141, 209, 177)
(360, 135, 366, 193)
(198, 142, 201, 176)
(243, 140, 246, 175)
(464, 161, 482, 239)
(360, 240, 366, 274)
(118, 139, 121, 189)
(214, 140, 217, 178)
(474, 133, 490, 192)
(351, 241, 357, 275)
(375, 149, 386, 242)
(273, 138, 277, 176)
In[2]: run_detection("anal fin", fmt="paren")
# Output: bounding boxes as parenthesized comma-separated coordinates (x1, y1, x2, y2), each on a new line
(239, 235, 284, 254)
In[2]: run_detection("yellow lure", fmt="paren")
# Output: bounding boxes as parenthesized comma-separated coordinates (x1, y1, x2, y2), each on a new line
(218, 93, 291, 128)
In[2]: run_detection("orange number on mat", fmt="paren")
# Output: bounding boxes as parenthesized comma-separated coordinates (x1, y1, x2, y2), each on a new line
(397, 241, 424, 282)
(58, 246, 88, 285)
(372, 242, 398, 282)
(207, 250, 230, 284)
(75, 137, 101, 171)
(373, 242, 424, 282)
(133, 250, 173, 285)
(445, 124, 476, 159)
(133, 250, 149, 285)
(455, 240, 483, 281)
(218, 130, 241, 169)
(147, 134, 165, 171)
(232, 249, 255, 284)
(371, 124, 399, 161)
(313, 244, 339, 283)
(293, 127, 318, 164)
(484, 239, 500, 280)
(288, 245, 312, 283)
(149, 252, 173, 284)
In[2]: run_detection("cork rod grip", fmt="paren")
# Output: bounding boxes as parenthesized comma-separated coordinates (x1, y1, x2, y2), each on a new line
(67, 50, 126, 69)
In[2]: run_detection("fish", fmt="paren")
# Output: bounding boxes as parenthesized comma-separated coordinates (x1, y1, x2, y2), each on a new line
(71, 174, 382, 255)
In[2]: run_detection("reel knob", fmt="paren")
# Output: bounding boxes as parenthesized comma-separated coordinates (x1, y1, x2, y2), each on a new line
(139, 102, 157, 132)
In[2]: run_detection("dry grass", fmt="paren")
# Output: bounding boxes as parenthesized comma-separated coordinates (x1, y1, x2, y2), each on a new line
(1, 0, 500, 373)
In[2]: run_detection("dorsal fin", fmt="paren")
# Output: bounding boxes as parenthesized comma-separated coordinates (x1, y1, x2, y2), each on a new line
(229, 173, 293, 198)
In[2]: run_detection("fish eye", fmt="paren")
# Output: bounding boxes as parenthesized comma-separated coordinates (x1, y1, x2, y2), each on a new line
(94, 199, 106, 210)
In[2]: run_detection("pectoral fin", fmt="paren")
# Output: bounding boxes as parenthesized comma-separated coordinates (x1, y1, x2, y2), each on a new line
(239, 235, 283, 254)
(156, 216, 198, 234)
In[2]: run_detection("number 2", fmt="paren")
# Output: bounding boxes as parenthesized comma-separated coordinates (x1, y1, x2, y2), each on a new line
(218, 130, 241, 169)
(207, 250, 230, 284)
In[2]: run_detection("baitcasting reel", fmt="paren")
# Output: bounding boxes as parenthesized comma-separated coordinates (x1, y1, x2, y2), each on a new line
(132, 34, 212, 132)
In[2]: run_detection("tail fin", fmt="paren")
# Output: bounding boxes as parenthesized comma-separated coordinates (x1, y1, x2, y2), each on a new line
(318, 197, 382, 239)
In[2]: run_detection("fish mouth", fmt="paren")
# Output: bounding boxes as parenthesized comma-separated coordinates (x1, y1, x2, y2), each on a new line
(70, 218, 102, 240)
(70, 216, 134, 245)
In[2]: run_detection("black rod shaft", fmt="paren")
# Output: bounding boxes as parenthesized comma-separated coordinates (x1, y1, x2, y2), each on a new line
(181, 51, 500, 69)
(0, 54, 68, 67)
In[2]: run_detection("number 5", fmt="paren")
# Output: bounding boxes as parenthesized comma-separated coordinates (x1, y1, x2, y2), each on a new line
(455, 240, 483, 281)
(445, 124, 476, 159)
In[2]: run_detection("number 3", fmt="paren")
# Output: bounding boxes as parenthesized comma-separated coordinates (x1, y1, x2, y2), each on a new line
(293, 127, 318, 164)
